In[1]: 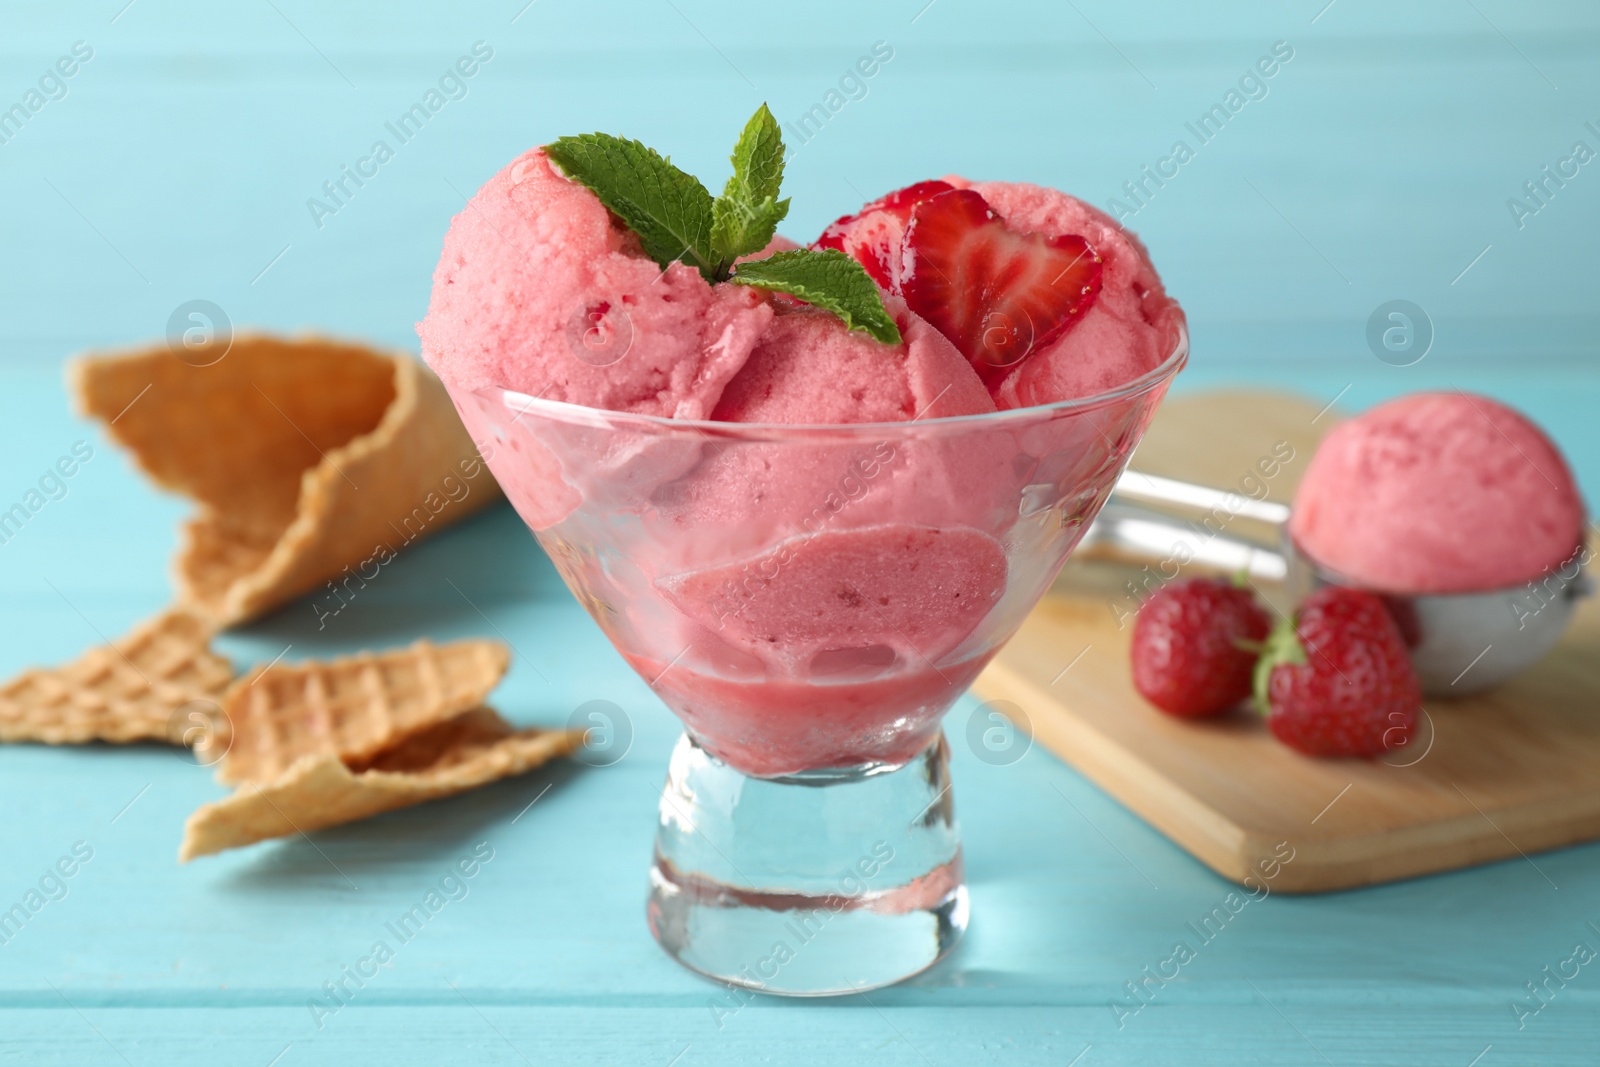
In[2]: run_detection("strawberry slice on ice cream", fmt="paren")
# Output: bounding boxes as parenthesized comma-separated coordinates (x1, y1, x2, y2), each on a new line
(813, 180, 954, 289)
(900, 188, 1103, 385)
(809, 179, 1180, 407)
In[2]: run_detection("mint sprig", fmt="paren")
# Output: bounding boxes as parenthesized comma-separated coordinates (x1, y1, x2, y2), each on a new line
(710, 104, 790, 276)
(546, 105, 900, 346)
(731, 249, 901, 345)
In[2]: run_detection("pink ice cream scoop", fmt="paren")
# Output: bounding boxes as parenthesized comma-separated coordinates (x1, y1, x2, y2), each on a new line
(711, 298, 993, 424)
(641, 297, 1010, 575)
(1290, 392, 1585, 594)
(418, 147, 772, 417)
(419, 147, 783, 527)
(955, 180, 1183, 408)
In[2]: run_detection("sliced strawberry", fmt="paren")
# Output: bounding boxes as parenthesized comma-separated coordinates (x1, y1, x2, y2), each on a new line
(812, 180, 954, 289)
(900, 189, 1102, 384)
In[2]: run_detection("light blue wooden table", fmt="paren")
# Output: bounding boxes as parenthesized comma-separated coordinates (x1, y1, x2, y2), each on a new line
(2, 1, 1597, 1062)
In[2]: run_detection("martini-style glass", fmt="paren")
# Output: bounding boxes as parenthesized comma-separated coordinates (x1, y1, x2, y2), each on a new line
(447, 323, 1186, 995)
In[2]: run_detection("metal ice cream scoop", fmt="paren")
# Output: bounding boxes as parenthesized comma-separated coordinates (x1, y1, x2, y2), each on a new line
(1079, 470, 1591, 696)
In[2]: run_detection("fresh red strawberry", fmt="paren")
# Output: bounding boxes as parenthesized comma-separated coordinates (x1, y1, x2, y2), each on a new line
(812, 180, 954, 289)
(1255, 586, 1421, 757)
(900, 188, 1102, 384)
(1130, 578, 1271, 718)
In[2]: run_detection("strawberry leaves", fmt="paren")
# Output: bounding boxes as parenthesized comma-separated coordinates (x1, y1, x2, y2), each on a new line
(1252, 615, 1307, 716)
(547, 105, 898, 345)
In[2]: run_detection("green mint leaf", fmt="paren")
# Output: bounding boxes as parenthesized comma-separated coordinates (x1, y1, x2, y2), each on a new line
(711, 198, 790, 278)
(546, 133, 717, 280)
(731, 249, 903, 345)
(725, 103, 786, 208)
(710, 104, 790, 274)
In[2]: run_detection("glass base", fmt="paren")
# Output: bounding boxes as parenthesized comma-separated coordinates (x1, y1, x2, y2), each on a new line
(647, 730, 967, 997)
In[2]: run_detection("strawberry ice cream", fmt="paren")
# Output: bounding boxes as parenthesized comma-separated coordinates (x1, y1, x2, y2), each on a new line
(1290, 392, 1585, 594)
(420, 139, 1185, 775)
(640, 297, 1009, 576)
(646, 524, 1008, 773)
(419, 148, 772, 418)
(420, 157, 1178, 430)
(712, 298, 992, 424)
(631, 299, 1012, 775)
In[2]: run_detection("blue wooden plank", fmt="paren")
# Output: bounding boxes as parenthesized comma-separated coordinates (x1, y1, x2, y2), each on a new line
(3, 1003, 1600, 1066)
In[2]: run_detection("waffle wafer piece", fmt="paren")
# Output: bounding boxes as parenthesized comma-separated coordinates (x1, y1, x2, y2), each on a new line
(0, 608, 232, 745)
(216, 639, 510, 786)
(179, 709, 584, 861)
(71, 335, 502, 627)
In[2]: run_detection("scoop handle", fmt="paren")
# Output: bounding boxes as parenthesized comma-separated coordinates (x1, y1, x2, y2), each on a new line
(1110, 470, 1291, 526)
(1079, 500, 1288, 582)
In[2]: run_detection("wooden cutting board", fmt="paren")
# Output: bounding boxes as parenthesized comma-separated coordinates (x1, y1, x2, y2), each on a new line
(973, 391, 1600, 893)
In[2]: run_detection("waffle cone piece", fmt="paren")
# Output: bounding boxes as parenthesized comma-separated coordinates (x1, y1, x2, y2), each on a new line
(71, 334, 502, 627)
(0, 608, 233, 745)
(216, 639, 511, 786)
(180, 708, 584, 861)
(184, 638, 582, 861)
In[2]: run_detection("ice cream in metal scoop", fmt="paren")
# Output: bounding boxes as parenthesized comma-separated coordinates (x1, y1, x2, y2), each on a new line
(1087, 469, 1589, 696)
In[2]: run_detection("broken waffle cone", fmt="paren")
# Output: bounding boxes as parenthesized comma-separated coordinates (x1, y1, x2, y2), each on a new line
(215, 638, 510, 787)
(0, 607, 232, 745)
(179, 708, 584, 861)
(70, 334, 502, 627)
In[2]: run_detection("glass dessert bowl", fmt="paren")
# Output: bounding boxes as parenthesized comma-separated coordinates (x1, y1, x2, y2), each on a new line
(448, 324, 1187, 995)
